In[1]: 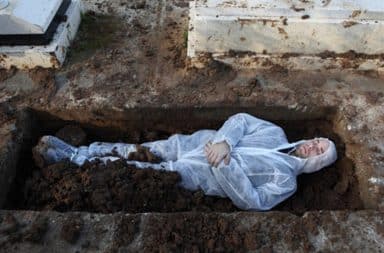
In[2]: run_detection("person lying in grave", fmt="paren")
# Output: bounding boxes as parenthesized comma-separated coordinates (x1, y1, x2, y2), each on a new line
(33, 113, 337, 211)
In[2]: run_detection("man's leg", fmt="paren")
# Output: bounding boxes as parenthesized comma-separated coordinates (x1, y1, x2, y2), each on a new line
(86, 142, 137, 159)
(34, 129, 215, 167)
(85, 129, 215, 163)
(33, 136, 136, 167)
(33, 135, 83, 167)
(142, 130, 216, 161)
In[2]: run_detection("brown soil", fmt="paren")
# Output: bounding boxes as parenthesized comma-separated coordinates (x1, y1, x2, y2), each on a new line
(317, 50, 384, 60)
(21, 215, 48, 243)
(276, 156, 363, 213)
(146, 216, 265, 252)
(140, 213, 313, 252)
(60, 214, 83, 244)
(55, 125, 87, 146)
(23, 159, 238, 213)
(0, 214, 48, 246)
(0, 67, 16, 82)
(226, 50, 384, 62)
(127, 145, 163, 163)
(27, 67, 56, 89)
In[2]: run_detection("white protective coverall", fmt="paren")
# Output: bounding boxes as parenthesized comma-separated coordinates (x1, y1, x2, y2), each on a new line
(73, 113, 337, 211)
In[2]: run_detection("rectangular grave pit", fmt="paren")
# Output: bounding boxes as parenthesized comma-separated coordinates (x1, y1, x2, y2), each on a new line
(0, 107, 368, 214)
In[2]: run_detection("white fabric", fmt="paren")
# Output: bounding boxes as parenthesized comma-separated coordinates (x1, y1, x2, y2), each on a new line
(74, 113, 337, 210)
(69, 142, 137, 165)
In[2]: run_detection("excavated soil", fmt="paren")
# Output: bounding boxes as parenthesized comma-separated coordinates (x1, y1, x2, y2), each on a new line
(22, 159, 238, 213)
(5, 119, 363, 213)
(0, 213, 48, 246)
(135, 213, 313, 253)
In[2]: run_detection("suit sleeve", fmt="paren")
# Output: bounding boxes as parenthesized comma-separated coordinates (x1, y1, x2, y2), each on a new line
(212, 113, 284, 150)
(211, 159, 297, 210)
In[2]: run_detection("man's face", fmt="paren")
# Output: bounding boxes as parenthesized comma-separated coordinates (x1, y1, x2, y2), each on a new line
(295, 138, 330, 158)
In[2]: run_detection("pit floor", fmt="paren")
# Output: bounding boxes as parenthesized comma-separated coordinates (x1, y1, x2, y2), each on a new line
(0, 0, 384, 252)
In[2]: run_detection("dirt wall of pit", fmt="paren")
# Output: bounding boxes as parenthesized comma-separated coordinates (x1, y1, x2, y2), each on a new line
(0, 210, 383, 252)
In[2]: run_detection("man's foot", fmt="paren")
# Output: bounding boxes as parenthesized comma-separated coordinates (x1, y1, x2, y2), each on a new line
(32, 135, 78, 168)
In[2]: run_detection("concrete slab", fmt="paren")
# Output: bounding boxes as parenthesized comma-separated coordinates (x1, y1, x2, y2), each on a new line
(0, 0, 81, 69)
(188, 0, 384, 70)
(0, 0, 63, 34)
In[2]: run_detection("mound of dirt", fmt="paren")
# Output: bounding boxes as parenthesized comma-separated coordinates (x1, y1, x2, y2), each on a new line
(127, 145, 162, 163)
(22, 158, 238, 213)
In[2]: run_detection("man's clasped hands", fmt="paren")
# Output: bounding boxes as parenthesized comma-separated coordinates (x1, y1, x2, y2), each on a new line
(204, 141, 231, 167)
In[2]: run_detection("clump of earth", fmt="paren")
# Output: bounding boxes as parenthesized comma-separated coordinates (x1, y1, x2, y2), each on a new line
(24, 156, 238, 213)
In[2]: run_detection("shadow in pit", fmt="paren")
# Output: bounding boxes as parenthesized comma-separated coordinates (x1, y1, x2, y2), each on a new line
(2, 108, 363, 214)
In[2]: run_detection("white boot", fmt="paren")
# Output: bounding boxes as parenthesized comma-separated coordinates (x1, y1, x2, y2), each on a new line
(35, 135, 81, 165)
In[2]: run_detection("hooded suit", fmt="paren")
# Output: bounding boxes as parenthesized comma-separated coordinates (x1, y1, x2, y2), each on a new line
(51, 113, 337, 210)
(91, 113, 337, 210)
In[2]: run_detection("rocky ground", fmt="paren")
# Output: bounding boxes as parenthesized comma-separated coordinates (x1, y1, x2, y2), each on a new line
(0, 0, 384, 252)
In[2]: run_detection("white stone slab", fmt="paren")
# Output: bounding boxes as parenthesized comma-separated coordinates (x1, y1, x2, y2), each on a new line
(196, 0, 384, 21)
(0, 0, 63, 34)
(188, 0, 384, 58)
(0, 0, 81, 69)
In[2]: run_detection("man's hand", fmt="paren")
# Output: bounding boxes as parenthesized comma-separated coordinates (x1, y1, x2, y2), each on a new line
(204, 141, 231, 167)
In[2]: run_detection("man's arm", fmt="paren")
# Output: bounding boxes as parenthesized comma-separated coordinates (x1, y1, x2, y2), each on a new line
(205, 113, 282, 166)
(212, 160, 297, 210)
(211, 113, 280, 150)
